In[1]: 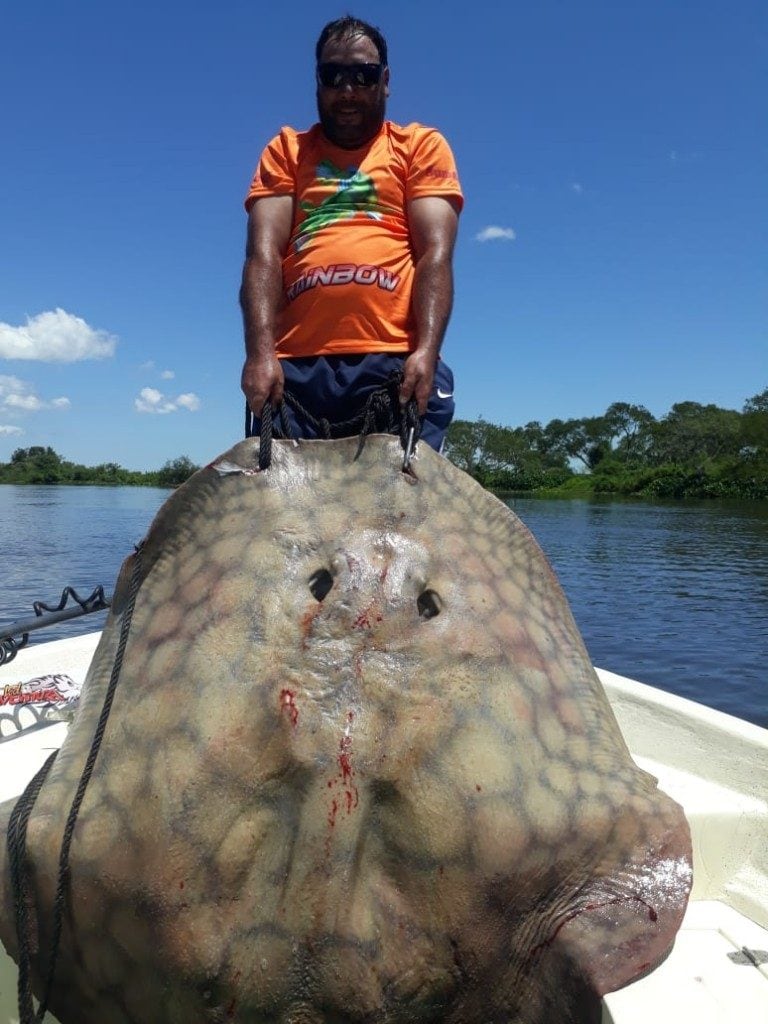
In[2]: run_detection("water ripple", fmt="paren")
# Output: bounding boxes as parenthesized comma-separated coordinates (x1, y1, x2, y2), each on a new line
(508, 496, 768, 727)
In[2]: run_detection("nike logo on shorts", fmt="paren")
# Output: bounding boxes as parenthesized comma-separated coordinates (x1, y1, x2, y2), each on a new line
(436, 388, 453, 399)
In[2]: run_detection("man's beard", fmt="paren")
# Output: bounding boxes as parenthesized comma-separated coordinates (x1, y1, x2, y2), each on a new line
(317, 92, 386, 149)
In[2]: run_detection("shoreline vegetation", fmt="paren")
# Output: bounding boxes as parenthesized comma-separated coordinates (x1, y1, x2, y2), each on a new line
(0, 452, 199, 489)
(1, 388, 766, 499)
(444, 388, 768, 500)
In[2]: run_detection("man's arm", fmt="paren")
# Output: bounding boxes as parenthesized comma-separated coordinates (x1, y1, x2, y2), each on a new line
(239, 195, 294, 414)
(401, 195, 460, 414)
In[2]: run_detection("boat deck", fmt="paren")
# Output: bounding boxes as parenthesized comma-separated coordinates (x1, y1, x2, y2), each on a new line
(602, 900, 768, 1023)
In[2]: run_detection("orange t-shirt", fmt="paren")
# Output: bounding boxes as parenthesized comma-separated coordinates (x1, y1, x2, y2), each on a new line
(244, 121, 463, 358)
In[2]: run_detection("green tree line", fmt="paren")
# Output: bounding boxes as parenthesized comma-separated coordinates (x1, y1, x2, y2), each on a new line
(2, 387, 766, 499)
(444, 388, 768, 499)
(0, 448, 199, 488)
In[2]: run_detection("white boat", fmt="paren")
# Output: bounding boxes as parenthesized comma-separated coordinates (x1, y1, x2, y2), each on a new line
(0, 632, 766, 1024)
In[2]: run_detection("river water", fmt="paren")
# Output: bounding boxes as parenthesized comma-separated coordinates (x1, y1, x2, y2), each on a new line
(0, 484, 765, 727)
(507, 495, 767, 727)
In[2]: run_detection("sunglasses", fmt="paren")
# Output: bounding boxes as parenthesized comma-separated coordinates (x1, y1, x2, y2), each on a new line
(316, 62, 384, 89)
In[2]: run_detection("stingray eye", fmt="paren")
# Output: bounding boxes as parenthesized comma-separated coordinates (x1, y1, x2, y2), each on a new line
(308, 568, 334, 602)
(417, 589, 442, 620)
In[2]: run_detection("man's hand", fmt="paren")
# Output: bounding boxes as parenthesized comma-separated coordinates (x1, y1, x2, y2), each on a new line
(399, 348, 437, 415)
(241, 354, 284, 416)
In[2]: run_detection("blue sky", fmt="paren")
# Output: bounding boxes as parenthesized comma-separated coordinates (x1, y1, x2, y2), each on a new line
(1, 0, 765, 470)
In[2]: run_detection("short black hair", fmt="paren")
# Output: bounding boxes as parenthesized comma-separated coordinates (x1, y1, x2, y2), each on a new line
(315, 15, 388, 66)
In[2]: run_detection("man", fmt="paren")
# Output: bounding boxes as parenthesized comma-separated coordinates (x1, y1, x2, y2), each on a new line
(240, 15, 462, 452)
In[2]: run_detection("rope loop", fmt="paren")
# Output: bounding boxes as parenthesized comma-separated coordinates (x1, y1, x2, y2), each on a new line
(244, 370, 423, 471)
(258, 401, 272, 472)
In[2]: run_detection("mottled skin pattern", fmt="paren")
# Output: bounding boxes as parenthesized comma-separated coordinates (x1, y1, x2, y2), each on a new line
(0, 437, 692, 1023)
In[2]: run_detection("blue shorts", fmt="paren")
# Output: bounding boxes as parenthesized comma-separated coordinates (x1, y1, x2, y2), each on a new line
(257, 353, 455, 453)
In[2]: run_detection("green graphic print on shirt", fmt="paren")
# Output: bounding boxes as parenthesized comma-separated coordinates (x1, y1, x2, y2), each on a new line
(294, 160, 386, 252)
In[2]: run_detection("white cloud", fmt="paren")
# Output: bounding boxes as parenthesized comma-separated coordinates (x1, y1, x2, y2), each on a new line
(0, 375, 70, 416)
(176, 392, 200, 411)
(134, 387, 201, 414)
(160, 369, 175, 380)
(0, 309, 117, 362)
(5, 393, 42, 412)
(0, 425, 23, 436)
(0, 376, 26, 399)
(475, 225, 517, 242)
(570, 182, 584, 195)
(135, 387, 175, 414)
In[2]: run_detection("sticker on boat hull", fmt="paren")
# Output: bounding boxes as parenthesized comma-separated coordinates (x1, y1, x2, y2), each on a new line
(0, 673, 81, 741)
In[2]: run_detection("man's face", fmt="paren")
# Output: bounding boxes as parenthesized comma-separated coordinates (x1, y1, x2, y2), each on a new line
(316, 33, 389, 149)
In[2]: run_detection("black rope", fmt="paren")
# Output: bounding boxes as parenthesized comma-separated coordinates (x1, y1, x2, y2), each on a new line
(243, 400, 251, 441)
(258, 400, 272, 472)
(7, 752, 58, 1024)
(7, 541, 145, 1024)
(244, 371, 422, 470)
(278, 401, 294, 442)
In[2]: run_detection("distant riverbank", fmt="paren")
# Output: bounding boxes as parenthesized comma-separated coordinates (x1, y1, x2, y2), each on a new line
(465, 459, 768, 501)
(3, 437, 767, 501)
(525, 466, 767, 501)
(0, 447, 197, 488)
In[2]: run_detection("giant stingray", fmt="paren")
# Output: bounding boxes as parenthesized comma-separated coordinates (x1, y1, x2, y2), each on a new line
(0, 437, 692, 1023)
